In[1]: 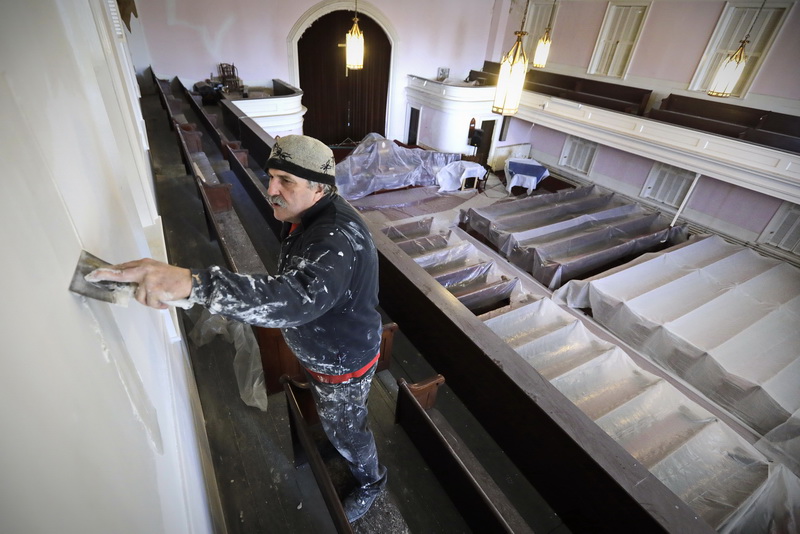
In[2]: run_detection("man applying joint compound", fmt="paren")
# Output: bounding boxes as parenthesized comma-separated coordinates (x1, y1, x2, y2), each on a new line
(88, 134, 387, 523)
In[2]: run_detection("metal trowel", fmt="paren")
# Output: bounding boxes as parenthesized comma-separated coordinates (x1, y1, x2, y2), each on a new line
(69, 250, 192, 308)
(69, 250, 136, 306)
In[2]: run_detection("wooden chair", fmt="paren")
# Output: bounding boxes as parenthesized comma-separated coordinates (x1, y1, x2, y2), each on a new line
(218, 63, 242, 93)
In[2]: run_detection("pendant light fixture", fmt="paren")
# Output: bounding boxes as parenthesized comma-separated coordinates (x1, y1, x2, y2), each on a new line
(707, 0, 766, 98)
(493, 1, 530, 116)
(532, 0, 557, 68)
(346, 0, 364, 70)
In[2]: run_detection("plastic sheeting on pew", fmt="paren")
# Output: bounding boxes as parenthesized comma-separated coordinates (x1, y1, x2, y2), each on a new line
(335, 133, 460, 200)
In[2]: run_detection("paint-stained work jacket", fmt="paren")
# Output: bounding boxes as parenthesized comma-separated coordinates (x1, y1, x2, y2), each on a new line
(189, 193, 383, 376)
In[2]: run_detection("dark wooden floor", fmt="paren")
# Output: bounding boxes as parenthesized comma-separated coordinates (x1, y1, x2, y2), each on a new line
(142, 77, 568, 534)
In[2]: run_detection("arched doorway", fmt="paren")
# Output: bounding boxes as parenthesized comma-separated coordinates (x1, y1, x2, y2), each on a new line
(298, 10, 391, 145)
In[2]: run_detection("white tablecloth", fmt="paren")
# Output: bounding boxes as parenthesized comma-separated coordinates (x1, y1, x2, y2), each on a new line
(505, 157, 549, 194)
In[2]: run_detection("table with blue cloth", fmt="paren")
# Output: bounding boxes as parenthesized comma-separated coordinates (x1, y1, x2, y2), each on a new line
(504, 157, 550, 195)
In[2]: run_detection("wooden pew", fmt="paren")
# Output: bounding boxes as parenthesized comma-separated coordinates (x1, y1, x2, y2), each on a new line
(470, 62, 652, 115)
(740, 127, 800, 154)
(374, 228, 716, 534)
(648, 107, 748, 138)
(649, 94, 800, 152)
(757, 111, 800, 138)
(657, 94, 766, 126)
(281, 375, 354, 534)
(396, 375, 535, 533)
(574, 78, 651, 115)
(560, 89, 641, 114)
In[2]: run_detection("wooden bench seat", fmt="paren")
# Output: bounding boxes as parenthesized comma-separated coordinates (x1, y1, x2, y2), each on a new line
(658, 93, 766, 126)
(395, 375, 535, 533)
(648, 107, 748, 138)
(648, 94, 800, 152)
(560, 90, 641, 114)
(758, 111, 800, 137)
(282, 376, 354, 534)
(740, 127, 800, 154)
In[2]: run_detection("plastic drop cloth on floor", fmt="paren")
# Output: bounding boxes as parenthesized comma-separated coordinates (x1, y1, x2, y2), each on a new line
(483, 296, 800, 532)
(189, 307, 268, 411)
(553, 234, 800, 465)
(335, 133, 460, 200)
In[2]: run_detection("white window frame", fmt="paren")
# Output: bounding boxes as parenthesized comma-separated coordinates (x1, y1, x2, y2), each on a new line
(587, 2, 650, 79)
(640, 163, 696, 208)
(758, 201, 800, 255)
(689, 2, 790, 98)
(524, 2, 559, 61)
(559, 136, 597, 175)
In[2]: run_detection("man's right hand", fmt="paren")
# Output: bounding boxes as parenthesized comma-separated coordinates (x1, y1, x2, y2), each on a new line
(86, 258, 192, 310)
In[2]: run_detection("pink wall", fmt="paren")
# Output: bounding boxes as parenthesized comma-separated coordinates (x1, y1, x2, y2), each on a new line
(134, 0, 494, 141)
(630, 2, 723, 83)
(500, 116, 536, 145)
(751, 3, 800, 100)
(499, 119, 567, 160)
(549, 1, 607, 68)
(531, 124, 568, 159)
(593, 147, 653, 188)
(687, 177, 783, 233)
(135, 0, 494, 86)
(136, 0, 281, 84)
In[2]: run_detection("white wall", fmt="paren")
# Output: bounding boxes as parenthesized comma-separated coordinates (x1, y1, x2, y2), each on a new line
(0, 2, 210, 533)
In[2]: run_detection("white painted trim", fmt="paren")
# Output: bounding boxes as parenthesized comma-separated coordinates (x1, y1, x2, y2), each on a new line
(670, 173, 702, 226)
(588, 1, 652, 79)
(89, 0, 158, 228)
(758, 199, 800, 251)
(287, 1, 398, 136)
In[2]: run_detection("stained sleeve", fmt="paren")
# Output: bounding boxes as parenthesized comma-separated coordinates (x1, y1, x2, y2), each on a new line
(188, 227, 355, 328)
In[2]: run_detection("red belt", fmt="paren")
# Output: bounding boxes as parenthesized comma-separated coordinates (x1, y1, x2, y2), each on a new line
(305, 353, 380, 384)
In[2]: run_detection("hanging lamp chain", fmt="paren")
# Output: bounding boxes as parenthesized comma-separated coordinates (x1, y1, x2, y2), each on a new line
(518, 0, 530, 33)
(546, 0, 557, 30)
(741, 0, 767, 43)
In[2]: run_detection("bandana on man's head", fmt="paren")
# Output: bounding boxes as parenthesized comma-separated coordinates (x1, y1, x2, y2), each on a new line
(266, 135, 336, 186)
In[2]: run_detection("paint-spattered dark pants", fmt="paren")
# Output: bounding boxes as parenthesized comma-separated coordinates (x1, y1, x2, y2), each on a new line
(305, 364, 385, 488)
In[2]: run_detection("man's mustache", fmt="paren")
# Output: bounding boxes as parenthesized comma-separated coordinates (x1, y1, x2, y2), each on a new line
(268, 195, 287, 208)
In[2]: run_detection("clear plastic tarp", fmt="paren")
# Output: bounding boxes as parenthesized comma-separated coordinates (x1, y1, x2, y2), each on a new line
(464, 185, 688, 289)
(351, 185, 476, 222)
(483, 296, 800, 532)
(381, 220, 545, 311)
(189, 308, 268, 411)
(335, 133, 460, 200)
(553, 234, 800, 466)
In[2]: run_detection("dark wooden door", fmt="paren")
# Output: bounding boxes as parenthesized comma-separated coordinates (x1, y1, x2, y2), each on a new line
(298, 10, 391, 145)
